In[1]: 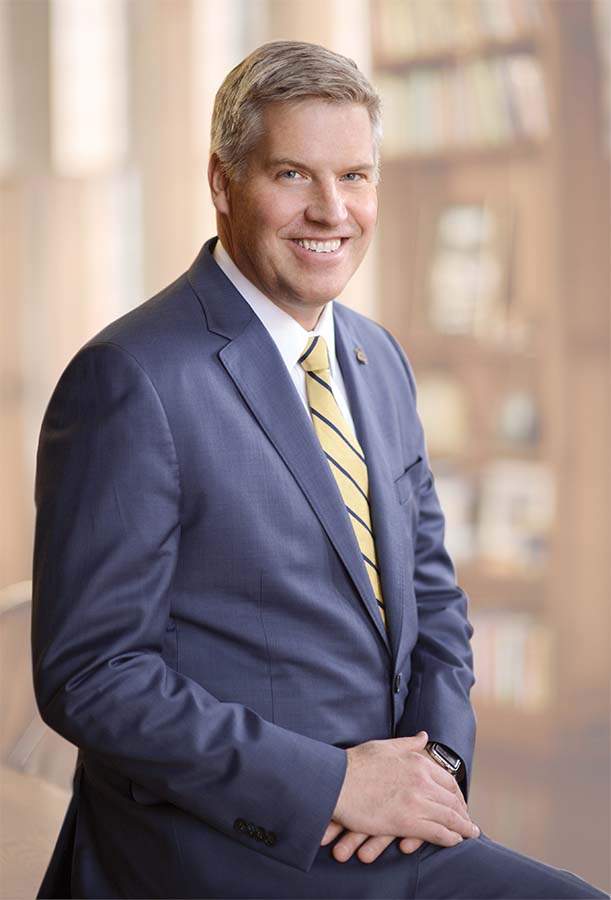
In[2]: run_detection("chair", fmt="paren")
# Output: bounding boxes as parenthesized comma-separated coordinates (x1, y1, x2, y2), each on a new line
(0, 580, 76, 900)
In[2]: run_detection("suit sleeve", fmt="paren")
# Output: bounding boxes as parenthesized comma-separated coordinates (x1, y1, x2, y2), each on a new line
(388, 335, 476, 795)
(31, 341, 346, 873)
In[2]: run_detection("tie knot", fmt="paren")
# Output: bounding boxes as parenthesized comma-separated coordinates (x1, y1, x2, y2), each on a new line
(298, 335, 330, 373)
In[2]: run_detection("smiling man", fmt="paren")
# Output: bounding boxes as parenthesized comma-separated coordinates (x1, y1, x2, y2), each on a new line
(209, 99, 378, 327)
(32, 41, 606, 900)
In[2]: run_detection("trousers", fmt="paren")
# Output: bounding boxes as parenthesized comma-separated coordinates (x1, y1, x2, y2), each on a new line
(414, 832, 608, 899)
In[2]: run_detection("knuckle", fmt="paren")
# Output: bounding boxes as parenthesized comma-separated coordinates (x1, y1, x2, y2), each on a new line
(398, 811, 415, 834)
(411, 773, 425, 790)
(448, 810, 463, 831)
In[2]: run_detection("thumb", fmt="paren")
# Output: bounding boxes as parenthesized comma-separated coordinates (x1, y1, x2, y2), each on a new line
(398, 731, 428, 750)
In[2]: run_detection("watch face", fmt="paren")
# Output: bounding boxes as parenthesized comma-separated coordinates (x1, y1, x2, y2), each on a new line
(428, 742, 461, 773)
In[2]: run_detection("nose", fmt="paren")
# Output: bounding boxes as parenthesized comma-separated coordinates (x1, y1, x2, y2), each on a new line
(305, 180, 348, 228)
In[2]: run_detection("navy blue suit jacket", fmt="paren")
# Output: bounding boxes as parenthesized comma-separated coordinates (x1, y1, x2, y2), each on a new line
(32, 239, 475, 898)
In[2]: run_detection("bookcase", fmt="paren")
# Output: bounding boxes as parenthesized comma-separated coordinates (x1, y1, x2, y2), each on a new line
(372, 0, 610, 762)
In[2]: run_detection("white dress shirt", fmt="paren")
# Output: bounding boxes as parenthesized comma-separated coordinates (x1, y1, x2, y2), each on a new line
(213, 239, 357, 434)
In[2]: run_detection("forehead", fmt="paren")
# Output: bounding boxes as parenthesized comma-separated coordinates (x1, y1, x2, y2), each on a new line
(254, 99, 374, 166)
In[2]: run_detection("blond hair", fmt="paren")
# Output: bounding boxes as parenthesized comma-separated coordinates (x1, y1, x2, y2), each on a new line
(211, 40, 382, 180)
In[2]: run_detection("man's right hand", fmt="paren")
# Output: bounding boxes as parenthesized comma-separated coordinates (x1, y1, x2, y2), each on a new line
(331, 731, 479, 852)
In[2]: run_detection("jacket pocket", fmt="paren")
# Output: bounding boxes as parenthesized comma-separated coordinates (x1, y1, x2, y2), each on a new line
(394, 456, 424, 505)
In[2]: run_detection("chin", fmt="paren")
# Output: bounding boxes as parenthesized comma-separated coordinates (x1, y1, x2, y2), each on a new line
(300, 278, 351, 303)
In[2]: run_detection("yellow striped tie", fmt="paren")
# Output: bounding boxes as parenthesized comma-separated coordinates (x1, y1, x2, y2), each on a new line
(299, 336, 386, 627)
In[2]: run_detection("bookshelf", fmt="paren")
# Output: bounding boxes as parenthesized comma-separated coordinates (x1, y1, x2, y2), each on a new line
(374, 0, 549, 158)
(373, 0, 610, 760)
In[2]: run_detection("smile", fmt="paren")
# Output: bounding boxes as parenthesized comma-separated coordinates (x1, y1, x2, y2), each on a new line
(293, 238, 342, 254)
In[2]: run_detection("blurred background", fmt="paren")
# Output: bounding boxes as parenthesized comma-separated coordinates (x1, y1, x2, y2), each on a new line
(1, 0, 609, 896)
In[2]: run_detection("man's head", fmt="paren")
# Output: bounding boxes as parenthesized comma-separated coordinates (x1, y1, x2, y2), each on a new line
(210, 40, 382, 182)
(208, 41, 382, 329)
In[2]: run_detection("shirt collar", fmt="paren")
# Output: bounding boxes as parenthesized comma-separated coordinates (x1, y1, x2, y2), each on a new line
(213, 238, 339, 375)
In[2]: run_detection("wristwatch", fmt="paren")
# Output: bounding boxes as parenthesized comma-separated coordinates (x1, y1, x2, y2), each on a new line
(426, 741, 463, 778)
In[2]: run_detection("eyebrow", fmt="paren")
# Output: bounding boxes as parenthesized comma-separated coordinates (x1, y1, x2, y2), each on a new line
(267, 157, 376, 173)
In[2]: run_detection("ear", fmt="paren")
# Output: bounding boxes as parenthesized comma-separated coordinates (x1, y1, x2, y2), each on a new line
(208, 154, 231, 216)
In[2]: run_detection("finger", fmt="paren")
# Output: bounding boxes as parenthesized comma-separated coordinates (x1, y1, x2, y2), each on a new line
(416, 748, 469, 813)
(321, 821, 344, 846)
(421, 755, 462, 794)
(424, 801, 480, 839)
(451, 782, 469, 813)
(423, 783, 473, 828)
(356, 835, 395, 864)
(417, 821, 465, 848)
(399, 837, 423, 855)
(408, 730, 429, 750)
(333, 831, 369, 862)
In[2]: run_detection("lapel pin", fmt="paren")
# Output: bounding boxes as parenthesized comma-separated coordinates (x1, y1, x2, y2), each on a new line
(355, 347, 368, 365)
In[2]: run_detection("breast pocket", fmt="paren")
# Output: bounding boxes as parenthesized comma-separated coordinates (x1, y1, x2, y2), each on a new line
(394, 456, 424, 506)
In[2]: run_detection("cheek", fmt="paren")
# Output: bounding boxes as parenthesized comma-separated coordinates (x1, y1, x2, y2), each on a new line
(252, 190, 301, 235)
(361, 194, 379, 229)
(348, 192, 378, 235)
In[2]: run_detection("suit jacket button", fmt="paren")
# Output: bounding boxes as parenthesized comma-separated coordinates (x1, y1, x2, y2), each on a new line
(264, 831, 277, 847)
(246, 822, 257, 837)
(255, 827, 265, 842)
(393, 673, 402, 693)
(234, 818, 247, 833)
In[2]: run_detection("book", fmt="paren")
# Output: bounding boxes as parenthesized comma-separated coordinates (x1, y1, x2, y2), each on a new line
(470, 609, 553, 711)
(496, 389, 541, 446)
(417, 371, 470, 456)
(434, 468, 477, 563)
(426, 202, 515, 340)
(476, 459, 555, 575)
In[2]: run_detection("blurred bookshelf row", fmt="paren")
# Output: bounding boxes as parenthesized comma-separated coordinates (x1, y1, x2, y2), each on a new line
(377, 54, 549, 155)
(374, 0, 609, 747)
(470, 609, 552, 712)
(373, 0, 545, 61)
(374, 0, 549, 157)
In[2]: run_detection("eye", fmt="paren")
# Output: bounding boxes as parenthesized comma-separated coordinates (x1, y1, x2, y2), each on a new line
(279, 170, 302, 180)
(341, 172, 365, 182)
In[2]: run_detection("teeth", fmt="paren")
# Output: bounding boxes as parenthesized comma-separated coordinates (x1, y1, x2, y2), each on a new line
(297, 239, 341, 253)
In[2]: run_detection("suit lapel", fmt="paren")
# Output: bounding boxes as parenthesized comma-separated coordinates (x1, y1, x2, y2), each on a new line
(334, 309, 410, 661)
(187, 242, 391, 650)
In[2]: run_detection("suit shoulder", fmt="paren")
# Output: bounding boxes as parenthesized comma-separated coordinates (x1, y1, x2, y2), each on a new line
(84, 272, 203, 357)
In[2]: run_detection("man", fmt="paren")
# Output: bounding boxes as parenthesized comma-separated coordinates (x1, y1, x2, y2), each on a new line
(32, 41, 606, 899)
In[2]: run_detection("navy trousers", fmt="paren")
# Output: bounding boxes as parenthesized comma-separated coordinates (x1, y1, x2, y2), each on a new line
(414, 833, 608, 899)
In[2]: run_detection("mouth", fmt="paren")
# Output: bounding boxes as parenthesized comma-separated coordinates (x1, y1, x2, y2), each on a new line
(291, 238, 344, 254)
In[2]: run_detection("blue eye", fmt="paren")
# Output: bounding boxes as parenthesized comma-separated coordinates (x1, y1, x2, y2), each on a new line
(343, 173, 363, 181)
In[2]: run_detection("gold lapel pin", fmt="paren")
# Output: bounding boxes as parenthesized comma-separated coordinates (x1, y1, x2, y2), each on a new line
(355, 347, 368, 365)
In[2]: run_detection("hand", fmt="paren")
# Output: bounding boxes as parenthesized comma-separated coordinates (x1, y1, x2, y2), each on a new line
(320, 820, 422, 863)
(323, 731, 479, 863)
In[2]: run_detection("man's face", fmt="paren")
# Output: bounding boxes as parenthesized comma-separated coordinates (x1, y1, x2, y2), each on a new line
(210, 99, 378, 329)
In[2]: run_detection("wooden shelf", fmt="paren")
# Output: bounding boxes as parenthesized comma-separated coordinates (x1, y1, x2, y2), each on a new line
(381, 138, 547, 167)
(458, 565, 546, 611)
(407, 332, 540, 365)
(473, 705, 555, 756)
(374, 32, 542, 72)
